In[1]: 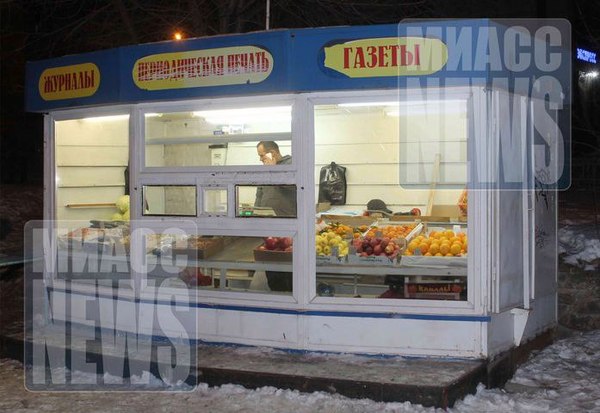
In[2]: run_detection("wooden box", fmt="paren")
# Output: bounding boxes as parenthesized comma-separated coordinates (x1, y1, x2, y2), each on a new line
(172, 237, 224, 259)
(404, 281, 464, 300)
(253, 248, 293, 262)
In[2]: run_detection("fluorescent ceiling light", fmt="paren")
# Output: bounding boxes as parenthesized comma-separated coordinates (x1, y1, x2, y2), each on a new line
(339, 99, 467, 109)
(193, 106, 291, 124)
(82, 114, 129, 122)
(385, 100, 468, 116)
(338, 101, 401, 107)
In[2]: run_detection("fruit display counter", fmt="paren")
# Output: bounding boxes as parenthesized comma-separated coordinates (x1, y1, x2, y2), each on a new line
(312, 218, 468, 298)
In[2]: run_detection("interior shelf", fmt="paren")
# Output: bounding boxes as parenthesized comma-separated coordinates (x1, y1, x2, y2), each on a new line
(145, 131, 291, 145)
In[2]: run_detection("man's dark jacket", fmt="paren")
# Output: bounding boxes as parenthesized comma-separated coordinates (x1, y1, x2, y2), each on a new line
(254, 155, 296, 216)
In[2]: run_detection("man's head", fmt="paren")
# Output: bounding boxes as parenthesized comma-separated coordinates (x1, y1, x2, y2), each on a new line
(257, 141, 282, 165)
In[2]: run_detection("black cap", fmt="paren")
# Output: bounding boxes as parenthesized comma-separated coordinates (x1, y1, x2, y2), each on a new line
(367, 199, 392, 214)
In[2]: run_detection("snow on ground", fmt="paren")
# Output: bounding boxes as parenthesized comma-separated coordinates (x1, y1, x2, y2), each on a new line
(1, 330, 599, 413)
(558, 224, 600, 271)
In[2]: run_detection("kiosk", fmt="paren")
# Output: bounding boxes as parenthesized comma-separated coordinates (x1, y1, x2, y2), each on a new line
(26, 20, 563, 359)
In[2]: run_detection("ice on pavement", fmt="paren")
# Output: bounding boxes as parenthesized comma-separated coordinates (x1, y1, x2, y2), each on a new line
(1, 330, 599, 412)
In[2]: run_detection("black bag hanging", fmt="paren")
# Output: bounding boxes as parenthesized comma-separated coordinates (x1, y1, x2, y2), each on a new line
(318, 162, 347, 205)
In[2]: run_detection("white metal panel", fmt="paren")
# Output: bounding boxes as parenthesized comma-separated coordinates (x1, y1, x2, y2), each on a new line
(469, 88, 492, 315)
(490, 90, 528, 312)
(305, 316, 483, 357)
(197, 308, 218, 336)
(532, 104, 559, 301)
(498, 189, 525, 310)
(220, 311, 299, 343)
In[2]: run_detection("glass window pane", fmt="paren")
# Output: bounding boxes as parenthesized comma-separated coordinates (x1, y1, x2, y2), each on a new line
(54, 115, 131, 287)
(144, 107, 292, 167)
(236, 185, 297, 218)
(55, 115, 130, 222)
(56, 220, 131, 288)
(314, 99, 468, 301)
(203, 188, 227, 215)
(143, 185, 196, 216)
(144, 234, 294, 295)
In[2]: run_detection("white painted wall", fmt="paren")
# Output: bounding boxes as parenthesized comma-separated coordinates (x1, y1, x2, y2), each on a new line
(144, 112, 292, 207)
(55, 118, 129, 221)
(314, 106, 467, 213)
(142, 106, 467, 214)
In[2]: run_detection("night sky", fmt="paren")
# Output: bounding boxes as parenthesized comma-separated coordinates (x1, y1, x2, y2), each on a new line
(1, 0, 598, 186)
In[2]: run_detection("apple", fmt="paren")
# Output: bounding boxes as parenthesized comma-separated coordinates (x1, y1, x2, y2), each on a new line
(365, 246, 373, 255)
(257, 245, 267, 251)
(279, 237, 293, 250)
(356, 245, 363, 253)
(284, 246, 293, 252)
(264, 237, 278, 250)
(370, 238, 379, 248)
(373, 245, 383, 255)
(384, 245, 395, 255)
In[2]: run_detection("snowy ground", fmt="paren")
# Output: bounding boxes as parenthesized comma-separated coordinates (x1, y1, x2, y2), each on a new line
(0, 329, 599, 413)
(559, 224, 600, 271)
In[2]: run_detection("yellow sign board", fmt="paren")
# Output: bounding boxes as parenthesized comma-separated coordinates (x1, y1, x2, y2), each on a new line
(132, 46, 274, 91)
(324, 37, 448, 78)
(38, 63, 100, 101)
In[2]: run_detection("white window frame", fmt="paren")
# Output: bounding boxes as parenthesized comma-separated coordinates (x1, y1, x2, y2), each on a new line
(45, 88, 490, 316)
(303, 87, 486, 315)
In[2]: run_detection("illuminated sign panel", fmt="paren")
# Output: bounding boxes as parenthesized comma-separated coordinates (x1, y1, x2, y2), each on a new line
(324, 37, 448, 78)
(132, 46, 274, 91)
(38, 63, 100, 101)
(577, 48, 597, 64)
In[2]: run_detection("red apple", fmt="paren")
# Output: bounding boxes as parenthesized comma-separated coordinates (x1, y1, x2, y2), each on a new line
(279, 237, 293, 249)
(264, 237, 278, 250)
(373, 245, 383, 255)
(365, 246, 373, 255)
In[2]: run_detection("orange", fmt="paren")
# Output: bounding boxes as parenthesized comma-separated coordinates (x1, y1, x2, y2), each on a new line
(435, 252, 443, 257)
(445, 253, 454, 257)
(429, 244, 440, 255)
(418, 243, 429, 254)
(450, 244, 461, 255)
(440, 244, 450, 255)
(408, 240, 419, 251)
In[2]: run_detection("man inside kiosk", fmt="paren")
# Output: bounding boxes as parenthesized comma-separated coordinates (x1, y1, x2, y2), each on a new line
(255, 140, 295, 292)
